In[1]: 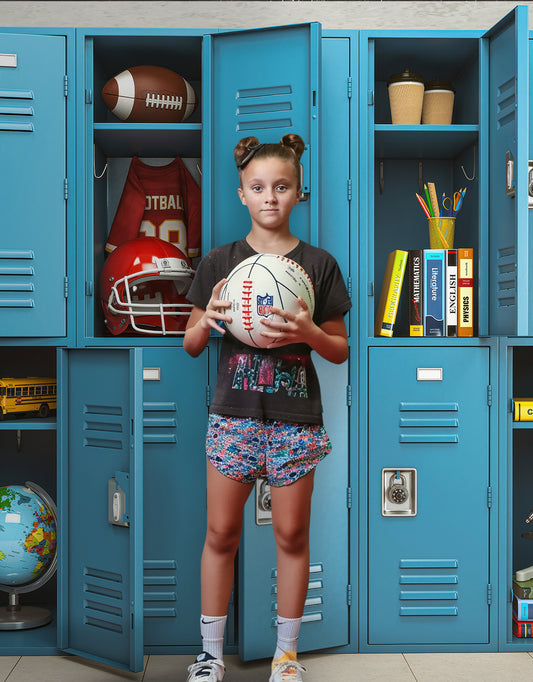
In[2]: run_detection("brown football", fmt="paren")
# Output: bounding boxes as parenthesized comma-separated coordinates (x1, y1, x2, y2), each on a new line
(101, 65, 197, 123)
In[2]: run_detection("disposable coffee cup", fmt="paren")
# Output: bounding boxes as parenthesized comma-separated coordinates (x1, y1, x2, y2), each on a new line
(387, 68, 425, 124)
(422, 78, 455, 125)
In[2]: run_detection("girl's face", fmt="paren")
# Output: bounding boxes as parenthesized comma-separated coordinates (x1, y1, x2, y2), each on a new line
(237, 156, 301, 233)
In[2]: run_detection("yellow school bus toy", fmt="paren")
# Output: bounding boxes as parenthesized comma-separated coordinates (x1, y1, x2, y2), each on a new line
(0, 377, 57, 419)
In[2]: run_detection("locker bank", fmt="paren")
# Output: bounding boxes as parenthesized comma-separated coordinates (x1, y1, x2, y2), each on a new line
(0, 3, 532, 671)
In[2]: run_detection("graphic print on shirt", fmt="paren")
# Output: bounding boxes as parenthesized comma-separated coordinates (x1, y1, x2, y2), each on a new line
(229, 351, 309, 398)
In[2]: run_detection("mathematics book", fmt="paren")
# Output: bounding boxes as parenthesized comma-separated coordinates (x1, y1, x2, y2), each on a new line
(408, 250, 423, 337)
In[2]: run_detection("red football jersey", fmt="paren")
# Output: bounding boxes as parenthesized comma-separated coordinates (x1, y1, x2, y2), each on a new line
(105, 156, 201, 259)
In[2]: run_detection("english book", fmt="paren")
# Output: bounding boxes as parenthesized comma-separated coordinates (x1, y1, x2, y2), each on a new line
(445, 249, 458, 336)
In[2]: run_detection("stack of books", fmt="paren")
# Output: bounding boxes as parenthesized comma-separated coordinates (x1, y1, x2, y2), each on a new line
(512, 575, 533, 637)
(375, 248, 474, 338)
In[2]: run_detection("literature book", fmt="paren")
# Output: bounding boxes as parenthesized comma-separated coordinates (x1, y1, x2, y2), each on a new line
(513, 576, 533, 599)
(512, 614, 533, 637)
(457, 248, 474, 337)
(445, 249, 458, 337)
(423, 249, 445, 337)
(408, 250, 423, 336)
(513, 595, 533, 621)
(374, 250, 408, 337)
(513, 399, 533, 421)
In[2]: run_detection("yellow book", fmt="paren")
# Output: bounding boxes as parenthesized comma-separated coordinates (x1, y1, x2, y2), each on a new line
(514, 399, 533, 421)
(374, 250, 408, 337)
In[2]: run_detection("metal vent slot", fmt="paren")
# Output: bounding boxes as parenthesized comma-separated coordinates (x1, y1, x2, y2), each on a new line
(271, 563, 324, 625)
(496, 77, 516, 129)
(143, 559, 177, 618)
(0, 249, 35, 307)
(398, 403, 459, 444)
(496, 246, 517, 308)
(0, 89, 35, 131)
(398, 559, 459, 617)
(143, 401, 177, 444)
(83, 405, 124, 450)
(0, 89, 34, 99)
(83, 566, 124, 633)
(236, 85, 293, 131)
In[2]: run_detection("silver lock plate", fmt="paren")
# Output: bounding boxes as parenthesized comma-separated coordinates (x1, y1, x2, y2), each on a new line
(382, 468, 417, 517)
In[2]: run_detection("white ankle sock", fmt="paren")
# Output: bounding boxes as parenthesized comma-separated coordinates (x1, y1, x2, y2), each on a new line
(200, 614, 227, 660)
(274, 615, 302, 661)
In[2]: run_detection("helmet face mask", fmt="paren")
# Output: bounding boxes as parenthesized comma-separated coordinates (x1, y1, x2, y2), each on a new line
(101, 238, 194, 335)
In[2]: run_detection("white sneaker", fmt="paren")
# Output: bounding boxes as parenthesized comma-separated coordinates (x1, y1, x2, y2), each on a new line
(186, 652, 225, 681)
(269, 659, 306, 682)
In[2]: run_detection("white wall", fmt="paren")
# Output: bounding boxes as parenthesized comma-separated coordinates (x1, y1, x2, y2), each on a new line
(3, 1, 533, 30)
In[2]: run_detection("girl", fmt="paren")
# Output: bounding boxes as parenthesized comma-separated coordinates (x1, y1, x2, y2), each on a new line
(184, 134, 351, 682)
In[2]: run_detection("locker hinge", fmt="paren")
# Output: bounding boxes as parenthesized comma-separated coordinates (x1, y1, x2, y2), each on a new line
(64, 178, 69, 200)
(487, 384, 493, 406)
(64, 75, 68, 97)
(347, 76, 353, 99)
(346, 584, 352, 606)
(368, 89, 374, 106)
(85, 281, 93, 297)
(487, 583, 493, 605)
(85, 89, 92, 105)
(368, 281, 374, 297)
(347, 178, 353, 201)
(346, 385, 352, 407)
(346, 487, 352, 509)
(346, 276, 352, 299)
(206, 385, 211, 407)
(487, 486, 493, 509)
(64, 276, 69, 298)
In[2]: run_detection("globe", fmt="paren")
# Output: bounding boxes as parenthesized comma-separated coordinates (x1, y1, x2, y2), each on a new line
(0, 482, 57, 630)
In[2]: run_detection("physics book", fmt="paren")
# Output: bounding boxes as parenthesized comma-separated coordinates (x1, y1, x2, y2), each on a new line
(408, 250, 423, 336)
(374, 250, 408, 337)
(423, 249, 445, 337)
(457, 248, 474, 337)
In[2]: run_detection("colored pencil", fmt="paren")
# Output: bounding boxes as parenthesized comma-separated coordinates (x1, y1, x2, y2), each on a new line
(415, 193, 431, 219)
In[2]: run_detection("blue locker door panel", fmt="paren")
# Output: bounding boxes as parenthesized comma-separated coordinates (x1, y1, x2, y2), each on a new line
(0, 33, 66, 336)
(486, 6, 529, 335)
(142, 347, 208, 647)
(239, 356, 349, 660)
(207, 23, 321, 249)
(368, 347, 490, 645)
(60, 349, 144, 672)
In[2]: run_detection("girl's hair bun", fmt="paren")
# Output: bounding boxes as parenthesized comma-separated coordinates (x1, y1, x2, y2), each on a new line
(234, 136, 260, 167)
(280, 133, 305, 160)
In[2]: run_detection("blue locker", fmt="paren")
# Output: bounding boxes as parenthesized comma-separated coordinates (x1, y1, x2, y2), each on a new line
(367, 346, 490, 645)
(0, 33, 68, 338)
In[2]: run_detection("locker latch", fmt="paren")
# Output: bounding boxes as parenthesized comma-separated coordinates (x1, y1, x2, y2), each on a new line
(528, 161, 533, 207)
(108, 472, 130, 527)
(506, 150, 515, 197)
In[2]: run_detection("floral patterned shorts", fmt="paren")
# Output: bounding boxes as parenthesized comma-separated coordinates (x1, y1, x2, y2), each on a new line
(206, 414, 332, 487)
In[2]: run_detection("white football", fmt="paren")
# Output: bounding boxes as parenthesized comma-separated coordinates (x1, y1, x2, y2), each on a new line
(220, 253, 315, 348)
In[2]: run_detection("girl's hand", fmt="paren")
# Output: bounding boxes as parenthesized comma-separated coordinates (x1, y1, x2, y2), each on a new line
(199, 278, 232, 334)
(260, 297, 315, 348)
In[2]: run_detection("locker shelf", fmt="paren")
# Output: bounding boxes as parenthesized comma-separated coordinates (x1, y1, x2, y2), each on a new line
(93, 123, 202, 157)
(374, 125, 479, 159)
(0, 418, 56, 430)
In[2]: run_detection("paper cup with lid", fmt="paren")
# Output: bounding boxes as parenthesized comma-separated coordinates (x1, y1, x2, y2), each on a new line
(422, 77, 455, 124)
(387, 68, 425, 124)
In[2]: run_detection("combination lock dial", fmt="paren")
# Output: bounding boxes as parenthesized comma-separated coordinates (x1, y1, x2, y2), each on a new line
(387, 474, 409, 505)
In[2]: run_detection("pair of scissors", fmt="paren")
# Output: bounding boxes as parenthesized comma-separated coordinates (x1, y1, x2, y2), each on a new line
(441, 194, 453, 217)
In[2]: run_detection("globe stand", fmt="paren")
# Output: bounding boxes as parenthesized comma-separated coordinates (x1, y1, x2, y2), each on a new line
(0, 481, 57, 630)
(0, 589, 52, 630)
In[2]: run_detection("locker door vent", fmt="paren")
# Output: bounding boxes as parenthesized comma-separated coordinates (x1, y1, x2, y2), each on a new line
(83, 565, 125, 633)
(235, 85, 293, 131)
(0, 89, 35, 132)
(496, 245, 517, 309)
(143, 559, 178, 619)
(0, 249, 36, 308)
(270, 563, 324, 625)
(398, 402, 459, 444)
(496, 76, 516, 129)
(398, 558, 459, 617)
(83, 404, 124, 450)
(143, 401, 177, 444)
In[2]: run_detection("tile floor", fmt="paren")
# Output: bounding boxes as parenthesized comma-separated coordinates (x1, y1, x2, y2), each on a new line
(2, 652, 533, 682)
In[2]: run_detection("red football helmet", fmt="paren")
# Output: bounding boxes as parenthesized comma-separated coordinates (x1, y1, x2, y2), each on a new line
(100, 237, 194, 335)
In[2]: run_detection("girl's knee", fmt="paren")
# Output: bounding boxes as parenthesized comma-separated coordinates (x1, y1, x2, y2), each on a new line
(205, 522, 242, 556)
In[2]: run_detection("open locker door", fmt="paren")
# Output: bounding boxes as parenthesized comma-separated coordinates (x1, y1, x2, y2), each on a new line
(237, 356, 349, 660)
(486, 5, 529, 335)
(205, 23, 321, 250)
(58, 349, 144, 672)
(0, 33, 67, 337)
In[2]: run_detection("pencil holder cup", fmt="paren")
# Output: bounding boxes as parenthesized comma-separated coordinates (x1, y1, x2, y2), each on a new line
(428, 217, 455, 249)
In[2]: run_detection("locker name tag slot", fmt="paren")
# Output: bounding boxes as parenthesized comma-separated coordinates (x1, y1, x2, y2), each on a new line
(143, 367, 161, 381)
(416, 367, 442, 381)
(0, 54, 17, 68)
